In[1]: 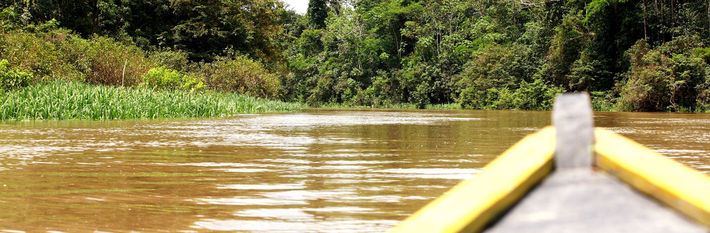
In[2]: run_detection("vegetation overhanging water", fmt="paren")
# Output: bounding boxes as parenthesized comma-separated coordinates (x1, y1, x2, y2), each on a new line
(1, 1, 709, 113)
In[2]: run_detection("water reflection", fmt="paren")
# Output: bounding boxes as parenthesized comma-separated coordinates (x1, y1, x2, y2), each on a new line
(0, 109, 708, 232)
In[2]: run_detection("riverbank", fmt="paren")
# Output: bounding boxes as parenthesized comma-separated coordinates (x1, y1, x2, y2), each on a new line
(0, 80, 616, 121)
(308, 93, 617, 112)
(308, 102, 463, 110)
(0, 81, 303, 120)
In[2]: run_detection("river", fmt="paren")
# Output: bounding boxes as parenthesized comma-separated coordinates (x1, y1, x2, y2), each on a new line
(0, 109, 708, 232)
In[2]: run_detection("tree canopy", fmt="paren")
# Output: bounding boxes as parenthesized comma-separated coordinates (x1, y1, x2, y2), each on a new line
(0, 0, 287, 62)
(2, 0, 710, 111)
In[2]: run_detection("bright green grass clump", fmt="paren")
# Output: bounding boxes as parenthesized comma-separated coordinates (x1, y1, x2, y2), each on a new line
(0, 81, 303, 120)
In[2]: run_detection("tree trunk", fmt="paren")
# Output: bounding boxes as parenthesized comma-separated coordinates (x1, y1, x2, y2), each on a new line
(644, 0, 648, 40)
(671, 0, 674, 39)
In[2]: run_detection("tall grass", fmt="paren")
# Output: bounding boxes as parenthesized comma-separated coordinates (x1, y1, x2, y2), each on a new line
(0, 81, 302, 120)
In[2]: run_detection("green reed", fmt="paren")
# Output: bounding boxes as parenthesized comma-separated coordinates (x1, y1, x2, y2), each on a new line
(0, 81, 303, 120)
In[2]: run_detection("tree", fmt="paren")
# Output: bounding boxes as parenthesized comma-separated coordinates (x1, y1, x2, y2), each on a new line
(0, 0, 288, 64)
(308, 0, 328, 29)
(168, 0, 287, 63)
(618, 37, 708, 111)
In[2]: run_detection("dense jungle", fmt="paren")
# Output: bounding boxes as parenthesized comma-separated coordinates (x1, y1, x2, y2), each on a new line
(1, 0, 710, 114)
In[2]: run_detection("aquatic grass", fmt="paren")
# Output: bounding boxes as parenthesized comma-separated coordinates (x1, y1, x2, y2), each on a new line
(0, 81, 303, 120)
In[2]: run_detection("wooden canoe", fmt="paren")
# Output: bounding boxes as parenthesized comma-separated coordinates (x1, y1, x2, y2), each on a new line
(389, 93, 710, 233)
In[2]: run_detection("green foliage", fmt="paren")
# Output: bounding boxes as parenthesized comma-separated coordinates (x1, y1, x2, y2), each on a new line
(2, 0, 710, 112)
(566, 50, 611, 91)
(198, 56, 281, 99)
(618, 37, 709, 112)
(308, 101, 461, 110)
(0, 80, 302, 120)
(149, 49, 191, 71)
(0, 29, 80, 80)
(541, 10, 592, 89)
(1, 0, 287, 63)
(460, 79, 562, 110)
(0, 59, 32, 91)
(296, 29, 324, 58)
(166, 0, 288, 62)
(0, 6, 20, 31)
(591, 91, 617, 111)
(58, 35, 156, 86)
(507, 79, 564, 110)
(357, 72, 406, 107)
(141, 67, 204, 92)
(400, 64, 451, 109)
(0, 26, 158, 87)
(584, 0, 628, 24)
(456, 44, 535, 108)
(308, 0, 328, 29)
(0, 21, 282, 100)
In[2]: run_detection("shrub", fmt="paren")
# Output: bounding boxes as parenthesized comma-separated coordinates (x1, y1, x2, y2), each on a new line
(0, 30, 81, 81)
(61, 35, 156, 86)
(506, 79, 563, 110)
(400, 64, 452, 109)
(348, 72, 404, 107)
(197, 56, 280, 98)
(618, 37, 708, 112)
(590, 91, 617, 111)
(468, 79, 562, 110)
(456, 44, 536, 109)
(0, 59, 32, 91)
(149, 49, 190, 71)
(141, 67, 204, 92)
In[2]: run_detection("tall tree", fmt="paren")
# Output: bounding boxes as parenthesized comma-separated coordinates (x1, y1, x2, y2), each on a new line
(168, 0, 287, 63)
(307, 0, 328, 29)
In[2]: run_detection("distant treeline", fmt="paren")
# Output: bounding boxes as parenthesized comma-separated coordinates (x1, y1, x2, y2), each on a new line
(2, 0, 710, 111)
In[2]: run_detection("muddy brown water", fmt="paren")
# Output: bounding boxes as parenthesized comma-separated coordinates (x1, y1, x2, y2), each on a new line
(0, 109, 708, 232)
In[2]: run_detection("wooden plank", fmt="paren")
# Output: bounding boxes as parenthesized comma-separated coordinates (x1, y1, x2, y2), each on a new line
(483, 169, 707, 233)
(552, 93, 594, 169)
(388, 127, 556, 233)
(595, 128, 710, 227)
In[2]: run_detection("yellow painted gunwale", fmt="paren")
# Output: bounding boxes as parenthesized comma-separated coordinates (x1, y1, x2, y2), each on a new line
(387, 126, 556, 233)
(390, 127, 710, 232)
(594, 128, 710, 227)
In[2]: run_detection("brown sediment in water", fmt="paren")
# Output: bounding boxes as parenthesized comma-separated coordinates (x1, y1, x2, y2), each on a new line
(0, 109, 707, 231)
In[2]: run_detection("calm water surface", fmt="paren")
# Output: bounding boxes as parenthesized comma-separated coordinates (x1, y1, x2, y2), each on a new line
(0, 109, 708, 232)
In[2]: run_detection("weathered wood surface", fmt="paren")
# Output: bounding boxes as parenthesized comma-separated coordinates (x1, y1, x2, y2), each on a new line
(483, 169, 708, 233)
(484, 94, 709, 232)
(552, 93, 594, 169)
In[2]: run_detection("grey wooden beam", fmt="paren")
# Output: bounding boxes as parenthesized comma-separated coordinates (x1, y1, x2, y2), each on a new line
(484, 93, 708, 232)
(483, 170, 708, 233)
(552, 93, 594, 169)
